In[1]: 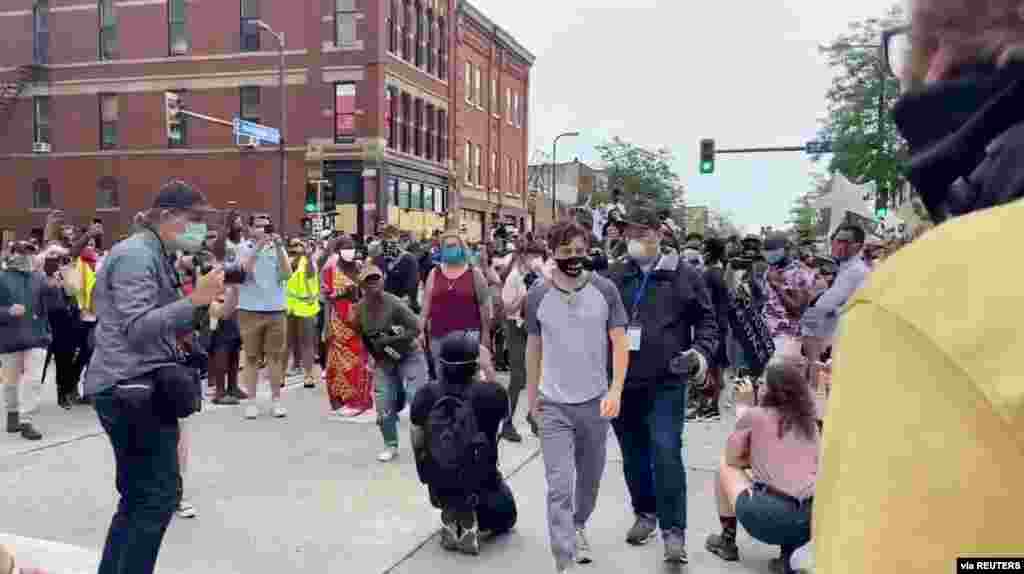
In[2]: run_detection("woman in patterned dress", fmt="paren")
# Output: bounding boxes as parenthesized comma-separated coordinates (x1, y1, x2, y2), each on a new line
(321, 238, 372, 417)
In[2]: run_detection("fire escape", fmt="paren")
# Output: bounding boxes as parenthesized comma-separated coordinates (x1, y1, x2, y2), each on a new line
(0, 64, 41, 135)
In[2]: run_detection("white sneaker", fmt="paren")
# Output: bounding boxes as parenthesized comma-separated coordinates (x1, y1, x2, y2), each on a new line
(177, 500, 197, 519)
(377, 447, 398, 462)
(244, 405, 260, 419)
(271, 404, 288, 418)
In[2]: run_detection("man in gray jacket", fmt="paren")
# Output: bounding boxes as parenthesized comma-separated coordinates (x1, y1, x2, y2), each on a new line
(0, 240, 60, 441)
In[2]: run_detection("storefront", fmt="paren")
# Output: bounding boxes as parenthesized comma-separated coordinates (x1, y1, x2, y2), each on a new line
(385, 163, 449, 239)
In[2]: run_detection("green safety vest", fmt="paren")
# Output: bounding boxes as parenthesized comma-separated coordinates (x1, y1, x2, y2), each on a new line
(286, 257, 321, 318)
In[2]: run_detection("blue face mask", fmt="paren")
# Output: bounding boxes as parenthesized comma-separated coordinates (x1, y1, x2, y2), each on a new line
(762, 248, 786, 265)
(173, 222, 208, 253)
(441, 245, 465, 264)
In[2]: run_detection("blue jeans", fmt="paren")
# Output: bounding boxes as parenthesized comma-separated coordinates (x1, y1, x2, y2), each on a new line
(93, 384, 181, 574)
(611, 380, 688, 532)
(736, 484, 813, 573)
(374, 351, 428, 447)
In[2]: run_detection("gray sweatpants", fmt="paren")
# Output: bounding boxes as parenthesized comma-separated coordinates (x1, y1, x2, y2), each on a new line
(537, 396, 609, 570)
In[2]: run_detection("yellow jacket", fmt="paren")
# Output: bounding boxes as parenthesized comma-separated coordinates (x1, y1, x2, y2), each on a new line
(286, 257, 320, 318)
(814, 201, 1023, 573)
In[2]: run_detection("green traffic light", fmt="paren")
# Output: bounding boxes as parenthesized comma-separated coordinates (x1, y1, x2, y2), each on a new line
(700, 161, 714, 174)
(305, 203, 317, 213)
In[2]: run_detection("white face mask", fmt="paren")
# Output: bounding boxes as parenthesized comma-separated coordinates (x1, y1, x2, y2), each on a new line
(628, 240, 657, 262)
(339, 249, 356, 262)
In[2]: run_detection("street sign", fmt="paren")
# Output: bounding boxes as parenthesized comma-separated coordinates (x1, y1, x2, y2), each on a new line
(805, 140, 832, 154)
(232, 117, 281, 145)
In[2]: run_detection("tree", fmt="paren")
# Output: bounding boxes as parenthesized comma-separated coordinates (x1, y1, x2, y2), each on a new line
(815, 5, 906, 209)
(596, 137, 680, 210)
(789, 172, 828, 242)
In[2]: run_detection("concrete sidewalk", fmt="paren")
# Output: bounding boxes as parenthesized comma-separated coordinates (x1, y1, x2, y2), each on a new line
(2, 372, 779, 574)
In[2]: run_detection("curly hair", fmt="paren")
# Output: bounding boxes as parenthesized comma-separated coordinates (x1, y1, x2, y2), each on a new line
(759, 358, 818, 441)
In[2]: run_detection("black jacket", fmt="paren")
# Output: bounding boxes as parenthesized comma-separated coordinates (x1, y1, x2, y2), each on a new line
(0, 269, 58, 354)
(373, 252, 419, 303)
(608, 253, 719, 385)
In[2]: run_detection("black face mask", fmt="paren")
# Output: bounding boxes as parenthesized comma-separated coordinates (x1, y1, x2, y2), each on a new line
(555, 256, 586, 277)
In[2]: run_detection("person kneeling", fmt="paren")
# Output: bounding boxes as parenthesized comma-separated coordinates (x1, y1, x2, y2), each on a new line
(705, 358, 819, 574)
(410, 331, 517, 556)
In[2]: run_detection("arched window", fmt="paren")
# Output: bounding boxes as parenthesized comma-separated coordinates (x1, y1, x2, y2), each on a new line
(97, 176, 120, 209)
(32, 178, 52, 209)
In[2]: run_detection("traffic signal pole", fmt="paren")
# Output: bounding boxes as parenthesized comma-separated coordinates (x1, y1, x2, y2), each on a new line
(714, 146, 809, 154)
(178, 109, 234, 127)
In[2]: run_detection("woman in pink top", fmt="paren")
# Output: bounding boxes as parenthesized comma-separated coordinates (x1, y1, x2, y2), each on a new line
(706, 358, 819, 574)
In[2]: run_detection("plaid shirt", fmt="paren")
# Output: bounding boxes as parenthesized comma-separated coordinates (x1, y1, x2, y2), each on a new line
(762, 259, 816, 339)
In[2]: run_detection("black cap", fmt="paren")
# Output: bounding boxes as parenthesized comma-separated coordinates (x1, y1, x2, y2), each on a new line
(624, 205, 661, 229)
(152, 180, 210, 211)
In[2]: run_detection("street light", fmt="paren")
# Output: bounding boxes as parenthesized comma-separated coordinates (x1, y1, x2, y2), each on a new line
(254, 19, 287, 231)
(552, 131, 579, 220)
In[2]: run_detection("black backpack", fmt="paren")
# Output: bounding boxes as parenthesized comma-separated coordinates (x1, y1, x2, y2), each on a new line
(425, 388, 491, 493)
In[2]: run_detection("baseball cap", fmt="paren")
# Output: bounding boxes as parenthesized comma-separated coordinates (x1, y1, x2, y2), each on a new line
(359, 263, 384, 282)
(152, 180, 212, 211)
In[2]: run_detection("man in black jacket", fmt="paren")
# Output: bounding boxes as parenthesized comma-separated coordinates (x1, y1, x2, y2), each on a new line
(373, 225, 420, 313)
(606, 206, 719, 564)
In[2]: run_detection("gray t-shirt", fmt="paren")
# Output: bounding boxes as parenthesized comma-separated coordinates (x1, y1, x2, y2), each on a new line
(525, 273, 629, 404)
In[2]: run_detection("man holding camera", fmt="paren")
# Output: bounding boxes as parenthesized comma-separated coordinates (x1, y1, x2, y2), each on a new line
(235, 214, 292, 420)
(85, 181, 224, 574)
(0, 240, 62, 441)
(606, 206, 719, 563)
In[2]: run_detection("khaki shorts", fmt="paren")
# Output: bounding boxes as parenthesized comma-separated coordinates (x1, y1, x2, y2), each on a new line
(237, 310, 287, 362)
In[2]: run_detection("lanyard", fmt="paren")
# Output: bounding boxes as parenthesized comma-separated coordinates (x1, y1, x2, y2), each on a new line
(630, 270, 652, 322)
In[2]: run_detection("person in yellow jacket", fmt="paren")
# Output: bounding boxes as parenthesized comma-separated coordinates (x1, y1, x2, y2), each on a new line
(813, 2, 1024, 572)
(286, 238, 321, 388)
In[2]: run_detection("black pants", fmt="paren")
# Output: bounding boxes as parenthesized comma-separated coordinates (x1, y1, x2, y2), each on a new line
(504, 320, 527, 419)
(48, 310, 79, 400)
(93, 384, 180, 574)
(431, 479, 517, 534)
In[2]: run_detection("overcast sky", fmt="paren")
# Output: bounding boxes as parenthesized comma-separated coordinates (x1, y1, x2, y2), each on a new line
(474, 0, 899, 232)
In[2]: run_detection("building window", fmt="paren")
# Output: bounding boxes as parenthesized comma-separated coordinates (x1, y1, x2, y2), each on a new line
(97, 177, 119, 209)
(513, 92, 520, 127)
(425, 103, 434, 160)
(411, 183, 423, 210)
(438, 16, 447, 80)
(401, 93, 411, 153)
(336, 0, 356, 46)
(240, 0, 260, 52)
(32, 179, 52, 210)
(403, 1, 413, 60)
(464, 61, 472, 104)
(474, 66, 481, 106)
(335, 82, 356, 141)
(33, 96, 50, 145)
(490, 77, 497, 114)
(99, 0, 117, 60)
(424, 186, 434, 212)
(490, 151, 497, 189)
(398, 181, 411, 209)
(414, 2, 424, 68)
(33, 0, 49, 65)
(505, 87, 511, 123)
(426, 9, 435, 75)
(438, 109, 447, 163)
(100, 94, 118, 149)
(465, 141, 472, 184)
(474, 144, 482, 186)
(386, 87, 397, 149)
(167, 89, 187, 147)
(169, 0, 188, 55)
(240, 86, 260, 123)
(413, 98, 423, 156)
(387, 0, 398, 53)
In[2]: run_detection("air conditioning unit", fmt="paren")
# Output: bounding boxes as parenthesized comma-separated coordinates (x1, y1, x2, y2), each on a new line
(238, 135, 259, 148)
(32, 141, 51, 153)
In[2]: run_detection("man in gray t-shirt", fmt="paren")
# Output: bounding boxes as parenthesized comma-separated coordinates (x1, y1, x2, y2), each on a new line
(525, 221, 629, 573)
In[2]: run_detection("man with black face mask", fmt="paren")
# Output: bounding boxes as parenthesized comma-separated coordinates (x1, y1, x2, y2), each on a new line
(373, 225, 420, 313)
(759, 232, 814, 353)
(814, 5, 1024, 572)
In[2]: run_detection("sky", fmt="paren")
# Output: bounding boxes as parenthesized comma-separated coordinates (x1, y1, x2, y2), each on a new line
(473, 0, 899, 232)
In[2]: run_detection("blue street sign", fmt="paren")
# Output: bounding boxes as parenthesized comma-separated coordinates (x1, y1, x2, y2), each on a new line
(232, 117, 281, 145)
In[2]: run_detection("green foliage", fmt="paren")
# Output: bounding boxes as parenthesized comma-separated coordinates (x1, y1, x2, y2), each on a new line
(789, 173, 828, 242)
(596, 137, 680, 210)
(815, 5, 906, 205)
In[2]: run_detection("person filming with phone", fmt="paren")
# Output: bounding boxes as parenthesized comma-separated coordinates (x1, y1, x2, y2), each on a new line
(84, 181, 224, 574)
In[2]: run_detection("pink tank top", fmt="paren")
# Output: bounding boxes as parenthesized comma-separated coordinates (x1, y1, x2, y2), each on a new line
(429, 268, 481, 338)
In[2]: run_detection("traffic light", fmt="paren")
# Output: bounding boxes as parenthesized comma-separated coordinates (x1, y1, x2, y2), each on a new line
(164, 91, 183, 144)
(699, 139, 715, 174)
(876, 207, 888, 218)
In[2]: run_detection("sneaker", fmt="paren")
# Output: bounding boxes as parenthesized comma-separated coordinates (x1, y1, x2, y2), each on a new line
(377, 447, 398, 462)
(457, 520, 480, 556)
(227, 387, 249, 400)
(244, 405, 260, 419)
(625, 513, 658, 545)
(177, 500, 197, 519)
(212, 394, 240, 406)
(663, 528, 687, 563)
(500, 421, 523, 443)
(705, 532, 739, 562)
(439, 518, 459, 551)
(574, 527, 593, 564)
(685, 405, 701, 421)
(698, 407, 721, 422)
(271, 404, 288, 418)
(20, 423, 42, 441)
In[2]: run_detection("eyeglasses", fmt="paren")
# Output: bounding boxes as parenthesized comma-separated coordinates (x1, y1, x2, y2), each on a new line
(882, 24, 911, 81)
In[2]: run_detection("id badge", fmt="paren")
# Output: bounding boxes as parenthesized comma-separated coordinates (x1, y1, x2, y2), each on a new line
(628, 325, 643, 352)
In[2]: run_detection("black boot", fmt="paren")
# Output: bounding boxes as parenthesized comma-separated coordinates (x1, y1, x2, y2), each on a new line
(6, 412, 21, 433)
(500, 420, 523, 443)
(20, 422, 42, 441)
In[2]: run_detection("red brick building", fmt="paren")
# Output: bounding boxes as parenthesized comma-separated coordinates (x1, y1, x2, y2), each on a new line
(0, 0, 534, 242)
